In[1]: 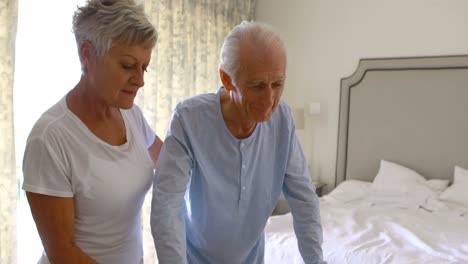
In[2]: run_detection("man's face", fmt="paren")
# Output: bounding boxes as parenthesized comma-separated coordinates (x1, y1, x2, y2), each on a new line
(232, 43, 287, 123)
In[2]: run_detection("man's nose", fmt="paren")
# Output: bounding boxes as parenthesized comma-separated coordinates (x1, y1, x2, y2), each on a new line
(262, 84, 275, 105)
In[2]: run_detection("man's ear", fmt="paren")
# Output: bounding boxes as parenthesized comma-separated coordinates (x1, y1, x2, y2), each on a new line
(220, 69, 235, 91)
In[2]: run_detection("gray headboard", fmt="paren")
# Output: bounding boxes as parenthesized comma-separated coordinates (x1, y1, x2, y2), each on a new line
(336, 55, 468, 186)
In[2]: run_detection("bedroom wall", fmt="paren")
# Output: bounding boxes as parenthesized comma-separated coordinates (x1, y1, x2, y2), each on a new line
(255, 0, 468, 192)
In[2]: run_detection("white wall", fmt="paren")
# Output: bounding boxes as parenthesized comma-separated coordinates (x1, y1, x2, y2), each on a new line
(256, 0, 468, 192)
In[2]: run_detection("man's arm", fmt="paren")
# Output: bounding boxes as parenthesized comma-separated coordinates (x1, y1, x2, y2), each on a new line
(283, 133, 326, 264)
(150, 112, 193, 264)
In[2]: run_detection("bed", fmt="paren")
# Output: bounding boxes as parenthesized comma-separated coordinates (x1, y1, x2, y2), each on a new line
(265, 55, 468, 264)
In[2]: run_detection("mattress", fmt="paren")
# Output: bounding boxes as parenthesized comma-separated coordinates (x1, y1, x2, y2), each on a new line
(265, 181, 468, 264)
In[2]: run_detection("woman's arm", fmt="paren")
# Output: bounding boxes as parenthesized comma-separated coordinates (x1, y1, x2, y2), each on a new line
(148, 135, 163, 168)
(26, 192, 97, 264)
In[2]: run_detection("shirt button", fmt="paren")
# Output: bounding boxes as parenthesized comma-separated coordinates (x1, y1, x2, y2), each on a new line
(240, 143, 244, 147)
(242, 186, 246, 190)
(242, 164, 246, 169)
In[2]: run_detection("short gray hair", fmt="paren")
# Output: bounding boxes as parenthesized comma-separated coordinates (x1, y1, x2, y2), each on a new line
(219, 21, 285, 82)
(73, 0, 157, 69)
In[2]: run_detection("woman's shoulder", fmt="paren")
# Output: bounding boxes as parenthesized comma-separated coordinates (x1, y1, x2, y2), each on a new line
(28, 98, 70, 140)
(121, 103, 145, 120)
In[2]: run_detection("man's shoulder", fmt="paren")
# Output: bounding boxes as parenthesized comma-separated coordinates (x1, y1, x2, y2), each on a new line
(277, 100, 291, 113)
(272, 100, 292, 121)
(174, 92, 218, 113)
(262, 100, 294, 135)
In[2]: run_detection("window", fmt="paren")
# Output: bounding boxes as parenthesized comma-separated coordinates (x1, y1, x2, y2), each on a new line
(14, 1, 85, 263)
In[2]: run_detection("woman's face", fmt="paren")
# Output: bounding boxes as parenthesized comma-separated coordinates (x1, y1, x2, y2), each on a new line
(85, 42, 153, 109)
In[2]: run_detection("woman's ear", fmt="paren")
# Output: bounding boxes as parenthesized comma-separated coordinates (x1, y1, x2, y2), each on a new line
(220, 69, 234, 91)
(79, 40, 94, 71)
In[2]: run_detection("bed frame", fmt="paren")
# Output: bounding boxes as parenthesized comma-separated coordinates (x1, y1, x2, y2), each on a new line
(336, 55, 468, 186)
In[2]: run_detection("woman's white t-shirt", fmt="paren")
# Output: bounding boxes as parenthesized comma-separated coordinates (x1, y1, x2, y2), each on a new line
(22, 97, 156, 264)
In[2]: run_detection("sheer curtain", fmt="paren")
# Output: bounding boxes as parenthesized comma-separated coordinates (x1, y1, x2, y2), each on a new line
(0, 0, 17, 263)
(7, 0, 255, 262)
(138, 0, 256, 262)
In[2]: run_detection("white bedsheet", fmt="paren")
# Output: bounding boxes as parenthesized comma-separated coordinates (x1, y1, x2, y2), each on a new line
(265, 199, 468, 264)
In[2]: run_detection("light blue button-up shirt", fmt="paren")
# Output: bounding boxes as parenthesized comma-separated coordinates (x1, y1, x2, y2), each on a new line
(151, 88, 325, 264)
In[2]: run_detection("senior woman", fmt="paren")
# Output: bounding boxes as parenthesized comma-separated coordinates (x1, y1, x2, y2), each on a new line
(21, 0, 162, 263)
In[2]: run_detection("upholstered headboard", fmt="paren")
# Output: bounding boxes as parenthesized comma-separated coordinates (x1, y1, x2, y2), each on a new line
(336, 55, 468, 186)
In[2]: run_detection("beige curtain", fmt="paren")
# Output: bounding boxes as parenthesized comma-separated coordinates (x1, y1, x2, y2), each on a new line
(0, 0, 17, 263)
(137, 0, 256, 262)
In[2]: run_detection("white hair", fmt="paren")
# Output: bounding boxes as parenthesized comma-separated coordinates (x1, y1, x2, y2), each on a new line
(72, 0, 157, 72)
(219, 21, 286, 83)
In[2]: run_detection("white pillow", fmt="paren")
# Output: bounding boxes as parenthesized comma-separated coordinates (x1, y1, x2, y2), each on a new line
(426, 179, 450, 193)
(325, 180, 372, 203)
(368, 160, 437, 209)
(439, 166, 468, 207)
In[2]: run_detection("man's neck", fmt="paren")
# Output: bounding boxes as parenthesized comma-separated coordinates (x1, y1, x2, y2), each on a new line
(219, 91, 256, 139)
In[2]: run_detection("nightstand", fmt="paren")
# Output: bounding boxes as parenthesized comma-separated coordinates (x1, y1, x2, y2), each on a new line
(272, 182, 327, 215)
(313, 182, 326, 197)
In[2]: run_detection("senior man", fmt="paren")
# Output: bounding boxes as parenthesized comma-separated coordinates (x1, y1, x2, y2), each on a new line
(151, 21, 325, 264)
